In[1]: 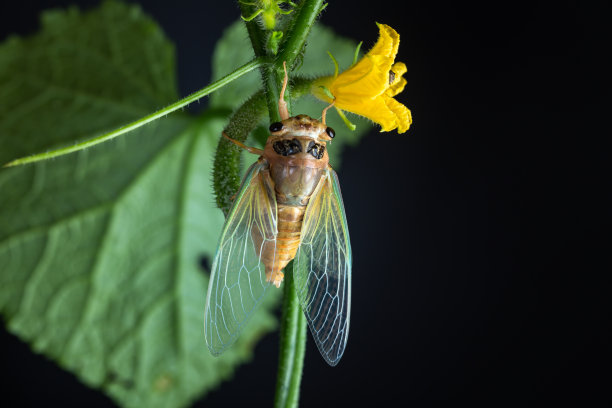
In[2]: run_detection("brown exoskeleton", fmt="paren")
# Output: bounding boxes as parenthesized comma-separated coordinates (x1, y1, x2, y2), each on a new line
(205, 63, 351, 366)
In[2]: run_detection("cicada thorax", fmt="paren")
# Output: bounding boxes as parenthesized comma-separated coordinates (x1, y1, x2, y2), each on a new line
(258, 114, 335, 287)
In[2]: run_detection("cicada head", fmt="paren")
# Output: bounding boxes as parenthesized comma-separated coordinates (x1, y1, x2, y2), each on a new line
(268, 114, 335, 143)
(265, 115, 335, 165)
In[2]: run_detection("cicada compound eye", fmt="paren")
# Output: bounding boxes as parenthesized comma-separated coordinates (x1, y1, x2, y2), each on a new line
(326, 126, 335, 139)
(269, 122, 283, 132)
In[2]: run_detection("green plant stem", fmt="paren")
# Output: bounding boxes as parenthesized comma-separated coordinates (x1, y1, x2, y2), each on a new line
(238, 2, 282, 122)
(274, 264, 307, 408)
(277, 0, 326, 68)
(213, 90, 267, 215)
(266, 0, 325, 122)
(239, 0, 324, 124)
(238, 1, 325, 406)
(239, 3, 267, 57)
(3, 57, 269, 167)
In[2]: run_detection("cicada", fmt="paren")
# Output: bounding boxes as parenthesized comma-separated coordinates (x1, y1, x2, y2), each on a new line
(204, 64, 351, 366)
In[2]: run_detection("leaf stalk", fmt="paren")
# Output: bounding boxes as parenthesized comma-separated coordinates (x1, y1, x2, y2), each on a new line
(3, 57, 270, 167)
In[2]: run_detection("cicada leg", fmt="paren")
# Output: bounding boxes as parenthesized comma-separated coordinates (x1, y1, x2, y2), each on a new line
(222, 132, 264, 155)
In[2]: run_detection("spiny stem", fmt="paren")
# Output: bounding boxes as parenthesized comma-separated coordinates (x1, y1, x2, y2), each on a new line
(213, 90, 267, 215)
(239, 2, 267, 57)
(287, 314, 307, 406)
(276, 0, 326, 68)
(239, 1, 282, 122)
(3, 57, 270, 167)
(274, 267, 307, 408)
(239, 0, 324, 124)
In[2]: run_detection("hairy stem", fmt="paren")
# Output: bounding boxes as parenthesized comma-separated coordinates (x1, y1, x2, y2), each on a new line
(239, 2, 282, 122)
(3, 57, 269, 167)
(277, 0, 326, 69)
(239, 0, 324, 124)
(213, 90, 267, 215)
(267, 0, 325, 122)
(274, 266, 307, 408)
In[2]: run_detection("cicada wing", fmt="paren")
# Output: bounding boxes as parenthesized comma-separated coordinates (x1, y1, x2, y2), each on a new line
(294, 169, 352, 366)
(204, 161, 278, 355)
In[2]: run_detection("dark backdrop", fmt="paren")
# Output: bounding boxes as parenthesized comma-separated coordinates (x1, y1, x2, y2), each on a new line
(1, 1, 608, 407)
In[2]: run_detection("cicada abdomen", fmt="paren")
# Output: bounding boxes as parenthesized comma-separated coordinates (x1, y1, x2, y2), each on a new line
(205, 64, 351, 366)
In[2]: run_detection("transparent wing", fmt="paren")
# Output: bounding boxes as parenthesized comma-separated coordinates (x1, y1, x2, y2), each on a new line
(204, 161, 277, 355)
(294, 169, 352, 366)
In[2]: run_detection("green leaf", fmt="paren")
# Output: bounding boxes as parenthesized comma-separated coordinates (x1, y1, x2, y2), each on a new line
(0, 0, 177, 165)
(209, 21, 257, 110)
(0, 2, 279, 407)
(210, 21, 372, 167)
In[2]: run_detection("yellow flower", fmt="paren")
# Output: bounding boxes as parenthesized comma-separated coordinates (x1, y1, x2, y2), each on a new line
(312, 23, 412, 134)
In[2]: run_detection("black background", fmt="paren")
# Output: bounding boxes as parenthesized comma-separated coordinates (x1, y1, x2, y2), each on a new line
(1, 1, 608, 407)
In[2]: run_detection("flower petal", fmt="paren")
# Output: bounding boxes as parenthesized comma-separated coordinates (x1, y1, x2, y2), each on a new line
(331, 55, 379, 91)
(357, 96, 399, 132)
(386, 62, 407, 96)
(391, 62, 407, 75)
(387, 77, 406, 97)
(382, 95, 412, 134)
(310, 23, 411, 134)
(371, 23, 400, 61)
